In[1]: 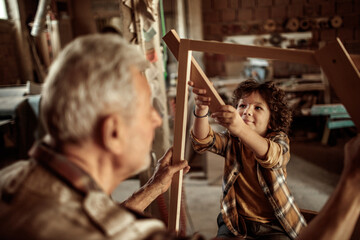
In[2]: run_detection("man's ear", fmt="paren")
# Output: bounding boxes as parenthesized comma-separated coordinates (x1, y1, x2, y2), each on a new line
(101, 114, 124, 155)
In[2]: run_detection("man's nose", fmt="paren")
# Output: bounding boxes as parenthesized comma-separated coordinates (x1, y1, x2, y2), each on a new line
(153, 109, 162, 127)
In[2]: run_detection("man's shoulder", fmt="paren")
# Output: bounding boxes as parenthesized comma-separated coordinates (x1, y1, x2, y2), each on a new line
(83, 191, 166, 239)
(0, 160, 37, 198)
(0, 159, 79, 201)
(0, 162, 167, 239)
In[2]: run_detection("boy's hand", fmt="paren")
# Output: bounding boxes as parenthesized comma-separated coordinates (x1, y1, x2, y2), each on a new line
(188, 80, 210, 114)
(211, 105, 244, 136)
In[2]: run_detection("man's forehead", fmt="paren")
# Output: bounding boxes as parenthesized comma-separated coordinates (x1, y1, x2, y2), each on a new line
(131, 67, 152, 100)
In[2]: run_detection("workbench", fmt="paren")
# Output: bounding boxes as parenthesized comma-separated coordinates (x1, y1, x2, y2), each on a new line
(0, 85, 41, 158)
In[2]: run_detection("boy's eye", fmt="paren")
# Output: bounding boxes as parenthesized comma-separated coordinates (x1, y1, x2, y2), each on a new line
(255, 106, 262, 110)
(239, 104, 246, 108)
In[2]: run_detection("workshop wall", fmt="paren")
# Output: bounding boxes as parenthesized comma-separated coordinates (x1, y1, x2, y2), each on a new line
(0, 0, 39, 86)
(201, 0, 360, 77)
(0, 21, 20, 85)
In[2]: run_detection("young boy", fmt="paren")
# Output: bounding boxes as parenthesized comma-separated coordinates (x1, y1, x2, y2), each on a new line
(189, 79, 306, 239)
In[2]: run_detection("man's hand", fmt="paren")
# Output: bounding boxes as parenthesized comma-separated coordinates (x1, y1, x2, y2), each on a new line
(121, 147, 190, 212)
(148, 147, 190, 195)
(297, 134, 360, 240)
(344, 134, 360, 181)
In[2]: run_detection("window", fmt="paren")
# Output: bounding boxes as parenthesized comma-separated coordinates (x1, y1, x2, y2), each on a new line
(0, 0, 8, 19)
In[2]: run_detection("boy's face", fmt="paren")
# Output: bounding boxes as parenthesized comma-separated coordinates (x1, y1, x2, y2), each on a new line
(236, 91, 271, 137)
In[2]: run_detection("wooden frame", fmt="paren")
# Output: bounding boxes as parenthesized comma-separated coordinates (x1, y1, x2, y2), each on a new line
(163, 30, 225, 113)
(167, 38, 191, 232)
(163, 30, 360, 234)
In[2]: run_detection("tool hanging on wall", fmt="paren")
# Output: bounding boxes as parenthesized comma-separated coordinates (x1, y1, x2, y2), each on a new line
(330, 16, 343, 28)
(285, 18, 300, 32)
(263, 19, 277, 32)
(313, 17, 330, 29)
(299, 19, 311, 31)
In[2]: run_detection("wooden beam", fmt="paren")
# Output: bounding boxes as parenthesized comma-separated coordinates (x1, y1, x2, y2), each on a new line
(168, 39, 192, 234)
(188, 39, 318, 66)
(163, 30, 225, 113)
(350, 54, 360, 70)
(315, 38, 360, 131)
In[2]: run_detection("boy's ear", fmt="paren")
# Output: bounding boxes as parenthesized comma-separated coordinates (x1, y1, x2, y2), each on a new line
(101, 114, 124, 155)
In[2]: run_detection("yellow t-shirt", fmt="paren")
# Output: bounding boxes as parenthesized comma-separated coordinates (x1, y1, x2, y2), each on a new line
(234, 145, 276, 223)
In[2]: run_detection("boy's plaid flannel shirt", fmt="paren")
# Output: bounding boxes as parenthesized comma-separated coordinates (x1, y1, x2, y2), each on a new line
(191, 128, 307, 239)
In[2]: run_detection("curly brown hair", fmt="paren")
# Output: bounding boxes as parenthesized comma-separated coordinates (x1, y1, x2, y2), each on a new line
(232, 79, 292, 134)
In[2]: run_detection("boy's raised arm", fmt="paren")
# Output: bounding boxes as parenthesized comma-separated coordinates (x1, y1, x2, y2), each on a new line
(189, 81, 211, 140)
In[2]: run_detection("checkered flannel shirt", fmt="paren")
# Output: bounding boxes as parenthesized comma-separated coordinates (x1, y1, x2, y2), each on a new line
(29, 141, 103, 195)
(191, 128, 307, 239)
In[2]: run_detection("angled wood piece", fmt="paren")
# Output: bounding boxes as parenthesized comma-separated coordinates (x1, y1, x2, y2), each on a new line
(163, 30, 225, 113)
(315, 38, 360, 131)
(350, 54, 360, 70)
(168, 39, 192, 234)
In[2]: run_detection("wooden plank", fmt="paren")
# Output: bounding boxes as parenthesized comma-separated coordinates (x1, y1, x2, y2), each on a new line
(315, 38, 360, 131)
(350, 54, 360, 70)
(163, 30, 225, 113)
(189, 39, 318, 66)
(168, 39, 192, 234)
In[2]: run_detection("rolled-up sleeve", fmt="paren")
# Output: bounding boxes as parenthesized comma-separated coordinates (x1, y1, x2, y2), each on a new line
(190, 127, 215, 153)
(255, 132, 290, 169)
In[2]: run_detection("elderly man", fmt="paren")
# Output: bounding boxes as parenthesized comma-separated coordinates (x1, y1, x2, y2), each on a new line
(0, 34, 359, 240)
(0, 34, 190, 239)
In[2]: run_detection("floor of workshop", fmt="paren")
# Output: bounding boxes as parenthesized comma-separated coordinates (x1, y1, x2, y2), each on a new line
(112, 135, 349, 239)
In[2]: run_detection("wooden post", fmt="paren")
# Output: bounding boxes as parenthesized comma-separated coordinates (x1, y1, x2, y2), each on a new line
(168, 39, 192, 233)
(315, 38, 360, 131)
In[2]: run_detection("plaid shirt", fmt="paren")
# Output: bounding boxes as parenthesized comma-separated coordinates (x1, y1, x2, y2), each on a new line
(191, 128, 307, 239)
(29, 141, 103, 195)
(0, 141, 170, 239)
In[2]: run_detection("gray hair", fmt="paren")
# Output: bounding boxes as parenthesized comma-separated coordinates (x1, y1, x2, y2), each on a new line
(41, 34, 148, 144)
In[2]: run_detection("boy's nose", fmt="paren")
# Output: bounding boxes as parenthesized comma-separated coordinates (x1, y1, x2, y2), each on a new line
(244, 108, 253, 116)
